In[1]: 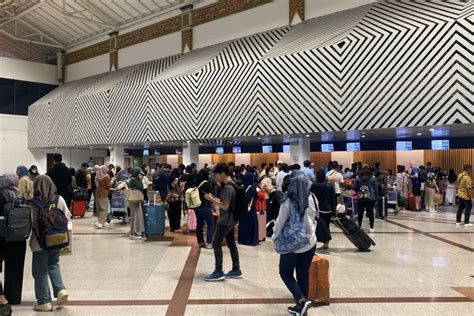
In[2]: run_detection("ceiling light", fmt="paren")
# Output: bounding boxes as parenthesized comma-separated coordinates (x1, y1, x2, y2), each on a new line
(160, 142, 163, 145)
(417, 132, 422, 136)
(257, 137, 261, 140)
(186, 140, 191, 143)
(429, 128, 435, 132)
(199, 143, 203, 146)
(305, 135, 310, 137)
(361, 135, 366, 138)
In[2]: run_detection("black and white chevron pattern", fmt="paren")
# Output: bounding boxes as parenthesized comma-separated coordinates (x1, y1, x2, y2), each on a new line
(27, 0, 473, 148)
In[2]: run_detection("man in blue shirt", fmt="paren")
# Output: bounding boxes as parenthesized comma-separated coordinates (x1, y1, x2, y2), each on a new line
(302, 160, 315, 189)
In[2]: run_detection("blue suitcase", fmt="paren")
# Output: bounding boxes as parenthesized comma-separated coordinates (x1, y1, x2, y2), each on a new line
(143, 202, 165, 236)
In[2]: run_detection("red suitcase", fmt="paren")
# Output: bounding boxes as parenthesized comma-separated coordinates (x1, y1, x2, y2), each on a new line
(71, 200, 87, 218)
(257, 211, 266, 241)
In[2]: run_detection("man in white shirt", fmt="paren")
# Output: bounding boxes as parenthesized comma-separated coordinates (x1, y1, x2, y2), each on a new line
(326, 161, 344, 196)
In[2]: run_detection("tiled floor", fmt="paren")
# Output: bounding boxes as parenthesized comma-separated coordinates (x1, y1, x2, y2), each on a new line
(9, 207, 474, 315)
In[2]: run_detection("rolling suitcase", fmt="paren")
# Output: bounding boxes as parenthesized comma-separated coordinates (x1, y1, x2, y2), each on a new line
(110, 191, 127, 219)
(71, 200, 86, 218)
(257, 211, 266, 241)
(143, 194, 165, 236)
(376, 197, 385, 219)
(308, 255, 330, 306)
(333, 217, 375, 251)
(408, 193, 416, 211)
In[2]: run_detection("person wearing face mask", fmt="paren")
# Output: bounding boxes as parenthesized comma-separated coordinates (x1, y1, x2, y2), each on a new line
(29, 165, 39, 181)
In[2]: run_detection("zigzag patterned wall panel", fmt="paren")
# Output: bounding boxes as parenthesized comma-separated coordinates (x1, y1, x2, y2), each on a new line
(109, 55, 180, 144)
(27, 103, 50, 148)
(27, 0, 473, 148)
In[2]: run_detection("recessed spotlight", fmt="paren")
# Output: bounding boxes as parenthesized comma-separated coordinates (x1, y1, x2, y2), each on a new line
(132, 144, 136, 146)
(429, 128, 435, 132)
(199, 143, 203, 146)
(305, 134, 310, 137)
(257, 137, 261, 140)
(361, 131, 366, 134)
(160, 142, 163, 145)
(186, 140, 191, 143)
(417, 132, 422, 136)
(361, 135, 366, 138)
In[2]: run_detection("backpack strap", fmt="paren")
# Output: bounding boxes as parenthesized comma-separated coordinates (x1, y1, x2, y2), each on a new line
(310, 193, 320, 218)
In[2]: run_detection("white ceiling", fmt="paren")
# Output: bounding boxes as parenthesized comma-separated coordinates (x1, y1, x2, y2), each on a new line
(0, 0, 198, 62)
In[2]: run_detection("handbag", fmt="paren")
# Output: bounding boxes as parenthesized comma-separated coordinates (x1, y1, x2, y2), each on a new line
(126, 189, 144, 203)
(433, 193, 443, 205)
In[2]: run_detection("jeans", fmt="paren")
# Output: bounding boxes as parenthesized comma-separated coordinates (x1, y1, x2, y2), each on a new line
(195, 204, 214, 244)
(212, 224, 239, 273)
(279, 246, 316, 302)
(32, 250, 65, 305)
(457, 199, 472, 224)
(358, 200, 375, 229)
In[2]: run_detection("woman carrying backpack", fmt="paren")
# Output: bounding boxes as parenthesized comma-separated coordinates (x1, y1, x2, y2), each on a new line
(193, 168, 214, 248)
(0, 173, 28, 313)
(272, 171, 316, 316)
(353, 168, 379, 233)
(28, 175, 69, 312)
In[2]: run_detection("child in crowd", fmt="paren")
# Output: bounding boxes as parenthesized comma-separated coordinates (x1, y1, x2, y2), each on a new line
(336, 196, 346, 217)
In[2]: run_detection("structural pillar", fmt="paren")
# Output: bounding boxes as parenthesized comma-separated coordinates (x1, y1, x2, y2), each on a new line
(56, 50, 65, 83)
(181, 4, 193, 53)
(290, 137, 310, 165)
(109, 31, 118, 71)
(289, 0, 305, 26)
(109, 145, 124, 168)
(183, 142, 199, 166)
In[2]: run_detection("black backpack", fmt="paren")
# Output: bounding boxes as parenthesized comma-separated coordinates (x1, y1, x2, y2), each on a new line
(0, 200, 32, 242)
(230, 184, 249, 222)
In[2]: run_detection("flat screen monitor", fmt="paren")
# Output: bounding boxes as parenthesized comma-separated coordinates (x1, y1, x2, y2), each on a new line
(321, 143, 334, 152)
(283, 144, 290, 153)
(262, 145, 273, 153)
(175, 149, 183, 155)
(143, 149, 149, 156)
(431, 140, 449, 150)
(232, 146, 241, 154)
(346, 142, 361, 152)
(215, 147, 224, 154)
(396, 141, 412, 151)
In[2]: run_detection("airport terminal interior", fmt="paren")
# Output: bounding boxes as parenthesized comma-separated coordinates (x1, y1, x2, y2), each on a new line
(0, 0, 473, 315)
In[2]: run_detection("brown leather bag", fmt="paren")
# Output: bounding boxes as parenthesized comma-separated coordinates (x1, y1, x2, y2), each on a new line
(308, 255, 330, 306)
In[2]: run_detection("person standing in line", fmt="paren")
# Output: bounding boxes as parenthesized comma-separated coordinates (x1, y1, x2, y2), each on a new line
(0, 174, 27, 309)
(326, 161, 344, 199)
(204, 163, 242, 281)
(16, 166, 33, 201)
(456, 164, 473, 227)
(272, 171, 316, 316)
(301, 160, 315, 190)
(128, 168, 145, 240)
(424, 168, 439, 213)
(46, 154, 72, 207)
(167, 168, 183, 233)
(259, 163, 267, 179)
(153, 164, 171, 202)
(28, 175, 69, 312)
(395, 165, 409, 211)
(276, 164, 289, 191)
(311, 169, 336, 251)
(194, 168, 214, 248)
(409, 162, 422, 211)
(90, 166, 98, 214)
(75, 163, 88, 190)
(445, 169, 457, 206)
(28, 165, 39, 182)
(353, 168, 379, 233)
(94, 165, 111, 229)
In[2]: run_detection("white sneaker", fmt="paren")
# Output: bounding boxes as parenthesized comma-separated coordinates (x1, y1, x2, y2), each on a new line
(94, 222, 103, 229)
(33, 302, 53, 312)
(456, 222, 461, 227)
(103, 222, 110, 228)
(464, 223, 473, 228)
(369, 228, 375, 233)
(130, 235, 143, 240)
(57, 289, 69, 305)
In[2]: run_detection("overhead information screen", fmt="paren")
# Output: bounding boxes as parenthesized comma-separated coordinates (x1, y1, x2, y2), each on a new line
(346, 142, 360, 152)
(321, 143, 334, 152)
(262, 145, 273, 153)
(232, 146, 241, 153)
(143, 149, 149, 156)
(215, 147, 224, 154)
(431, 140, 449, 150)
(283, 145, 290, 153)
(396, 141, 412, 151)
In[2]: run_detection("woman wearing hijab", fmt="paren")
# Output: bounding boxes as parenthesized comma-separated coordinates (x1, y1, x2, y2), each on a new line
(167, 168, 183, 232)
(29, 165, 39, 181)
(129, 168, 145, 240)
(95, 165, 112, 229)
(28, 175, 69, 312)
(238, 168, 259, 246)
(193, 168, 214, 247)
(0, 174, 27, 312)
(17, 166, 33, 201)
(272, 171, 317, 316)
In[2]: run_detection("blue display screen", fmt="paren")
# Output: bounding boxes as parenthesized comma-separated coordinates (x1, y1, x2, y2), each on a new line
(262, 145, 273, 153)
(431, 140, 449, 150)
(396, 141, 412, 151)
(216, 147, 224, 154)
(283, 145, 290, 153)
(232, 146, 241, 153)
(346, 142, 361, 152)
(143, 149, 149, 156)
(321, 143, 334, 152)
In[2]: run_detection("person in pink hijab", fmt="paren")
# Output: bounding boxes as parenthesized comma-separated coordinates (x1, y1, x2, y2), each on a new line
(94, 165, 112, 229)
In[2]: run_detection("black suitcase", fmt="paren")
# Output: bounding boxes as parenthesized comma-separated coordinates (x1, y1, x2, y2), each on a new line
(333, 217, 375, 251)
(376, 197, 386, 219)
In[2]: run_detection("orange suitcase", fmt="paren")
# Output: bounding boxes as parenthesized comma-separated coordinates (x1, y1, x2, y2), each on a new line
(308, 255, 330, 306)
(408, 193, 416, 211)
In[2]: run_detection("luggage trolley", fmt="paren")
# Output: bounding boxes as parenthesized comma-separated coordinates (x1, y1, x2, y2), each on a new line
(387, 190, 399, 215)
(108, 190, 128, 223)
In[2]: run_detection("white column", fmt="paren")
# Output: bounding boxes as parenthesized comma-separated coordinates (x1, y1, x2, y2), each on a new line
(109, 145, 124, 168)
(183, 142, 199, 166)
(290, 137, 310, 164)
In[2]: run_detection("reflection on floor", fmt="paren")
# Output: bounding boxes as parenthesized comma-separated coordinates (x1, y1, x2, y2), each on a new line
(10, 206, 474, 315)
